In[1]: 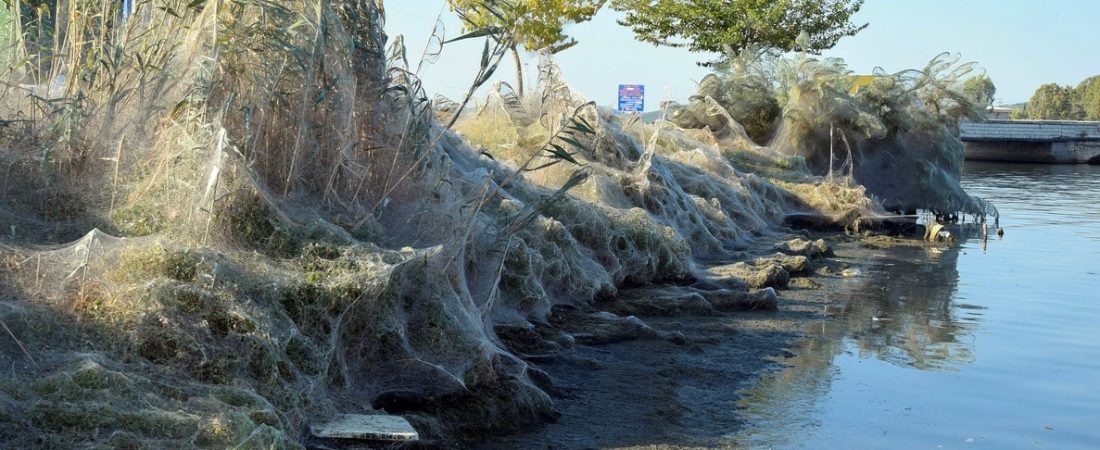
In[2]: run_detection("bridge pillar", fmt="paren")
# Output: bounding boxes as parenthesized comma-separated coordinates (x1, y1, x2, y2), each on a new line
(1075, 142, 1100, 164)
(1051, 142, 1075, 163)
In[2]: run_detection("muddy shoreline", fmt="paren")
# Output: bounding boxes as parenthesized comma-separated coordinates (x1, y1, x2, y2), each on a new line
(472, 230, 891, 450)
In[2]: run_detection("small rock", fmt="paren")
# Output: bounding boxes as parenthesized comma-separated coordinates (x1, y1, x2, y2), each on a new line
(494, 324, 568, 356)
(702, 288, 778, 311)
(773, 238, 832, 259)
(525, 367, 562, 396)
(747, 288, 779, 310)
(569, 312, 659, 345)
(789, 277, 822, 289)
(755, 253, 812, 275)
(708, 262, 790, 289)
(665, 331, 690, 345)
(613, 288, 714, 316)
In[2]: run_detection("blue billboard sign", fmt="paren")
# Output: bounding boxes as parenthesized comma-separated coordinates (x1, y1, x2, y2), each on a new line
(618, 84, 645, 113)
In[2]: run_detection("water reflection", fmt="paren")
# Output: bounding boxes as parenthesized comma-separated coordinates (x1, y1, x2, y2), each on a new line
(842, 245, 977, 371)
(733, 241, 979, 447)
(731, 162, 1100, 449)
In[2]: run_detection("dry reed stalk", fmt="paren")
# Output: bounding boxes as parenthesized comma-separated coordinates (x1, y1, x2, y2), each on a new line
(108, 135, 124, 215)
(284, 1, 325, 195)
(0, 318, 40, 371)
(480, 239, 512, 321)
(370, 18, 517, 211)
(202, 128, 228, 245)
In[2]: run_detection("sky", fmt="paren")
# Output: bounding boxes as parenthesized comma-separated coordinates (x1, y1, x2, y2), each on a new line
(386, 0, 1100, 111)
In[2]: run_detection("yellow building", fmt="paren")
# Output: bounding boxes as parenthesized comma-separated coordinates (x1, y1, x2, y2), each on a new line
(848, 75, 876, 95)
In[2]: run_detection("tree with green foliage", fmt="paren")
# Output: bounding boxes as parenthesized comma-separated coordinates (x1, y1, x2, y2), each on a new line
(448, 0, 605, 97)
(610, 0, 866, 64)
(1076, 75, 1100, 120)
(1027, 83, 1082, 120)
(960, 74, 996, 109)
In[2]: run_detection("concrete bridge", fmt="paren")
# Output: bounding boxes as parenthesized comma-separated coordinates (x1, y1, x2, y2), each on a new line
(959, 120, 1100, 164)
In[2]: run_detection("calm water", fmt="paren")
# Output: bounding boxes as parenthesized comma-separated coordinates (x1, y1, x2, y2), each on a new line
(734, 162, 1100, 449)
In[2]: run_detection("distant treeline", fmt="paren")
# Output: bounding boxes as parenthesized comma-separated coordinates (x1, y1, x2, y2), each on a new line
(1014, 76, 1100, 121)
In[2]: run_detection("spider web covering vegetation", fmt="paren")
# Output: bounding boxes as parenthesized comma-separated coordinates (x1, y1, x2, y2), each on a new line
(665, 44, 998, 219)
(0, 2, 993, 449)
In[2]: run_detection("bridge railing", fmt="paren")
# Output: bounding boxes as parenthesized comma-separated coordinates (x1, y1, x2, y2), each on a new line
(960, 120, 1100, 142)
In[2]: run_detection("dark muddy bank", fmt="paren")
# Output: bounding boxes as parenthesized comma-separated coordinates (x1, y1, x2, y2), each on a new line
(474, 230, 904, 450)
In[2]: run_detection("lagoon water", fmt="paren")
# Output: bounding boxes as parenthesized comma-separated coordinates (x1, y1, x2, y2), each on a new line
(734, 162, 1100, 449)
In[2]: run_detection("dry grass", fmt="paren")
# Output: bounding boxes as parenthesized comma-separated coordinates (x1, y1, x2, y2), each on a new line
(0, 1, 966, 449)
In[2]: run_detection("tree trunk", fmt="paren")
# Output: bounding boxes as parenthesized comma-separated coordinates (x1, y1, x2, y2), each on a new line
(510, 45, 524, 98)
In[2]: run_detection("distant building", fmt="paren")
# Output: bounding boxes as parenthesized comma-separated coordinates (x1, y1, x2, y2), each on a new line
(848, 75, 876, 95)
(985, 106, 1013, 120)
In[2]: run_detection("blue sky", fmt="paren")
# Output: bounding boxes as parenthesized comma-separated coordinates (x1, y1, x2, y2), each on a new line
(386, 0, 1100, 110)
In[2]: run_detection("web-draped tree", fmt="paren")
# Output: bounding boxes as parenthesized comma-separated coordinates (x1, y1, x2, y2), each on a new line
(609, 0, 866, 65)
(448, 0, 605, 96)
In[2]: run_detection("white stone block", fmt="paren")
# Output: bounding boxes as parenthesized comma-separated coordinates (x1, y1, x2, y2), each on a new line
(310, 414, 420, 441)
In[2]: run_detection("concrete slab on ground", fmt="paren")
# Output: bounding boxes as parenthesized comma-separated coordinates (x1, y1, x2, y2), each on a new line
(309, 414, 419, 441)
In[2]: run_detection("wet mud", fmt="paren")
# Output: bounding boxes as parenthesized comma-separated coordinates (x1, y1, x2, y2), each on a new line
(476, 232, 883, 450)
